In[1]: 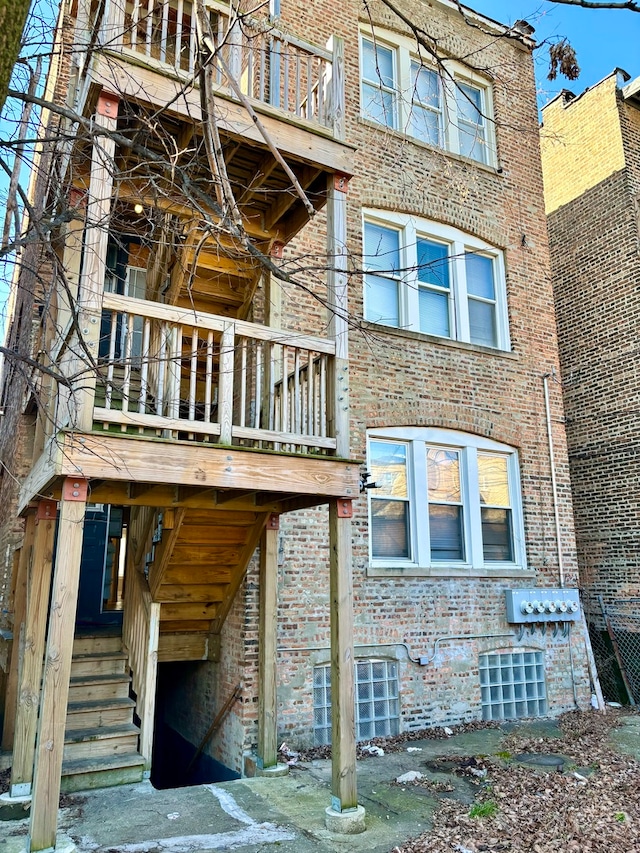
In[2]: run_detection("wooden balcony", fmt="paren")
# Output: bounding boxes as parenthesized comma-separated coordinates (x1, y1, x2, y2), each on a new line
(20, 295, 356, 513)
(75, 0, 353, 179)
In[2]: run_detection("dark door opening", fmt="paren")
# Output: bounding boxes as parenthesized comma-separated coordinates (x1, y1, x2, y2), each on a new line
(150, 662, 239, 789)
(76, 505, 125, 629)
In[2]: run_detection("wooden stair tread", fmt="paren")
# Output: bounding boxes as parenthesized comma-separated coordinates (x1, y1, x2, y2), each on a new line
(69, 672, 131, 686)
(62, 752, 145, 776)
(72, 651, 126, 662)
(67, 697, 135, 713)
(65, 723, 140, 743)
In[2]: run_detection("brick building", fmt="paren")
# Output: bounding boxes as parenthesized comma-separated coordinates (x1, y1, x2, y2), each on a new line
(540, 70, 640, 693)
(0, 0, 594, 847)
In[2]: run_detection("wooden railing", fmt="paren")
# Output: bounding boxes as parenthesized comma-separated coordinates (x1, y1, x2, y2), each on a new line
(122, 559, 160, 770)
(92, 293, 337, 453)
(96, 0, 344, 137)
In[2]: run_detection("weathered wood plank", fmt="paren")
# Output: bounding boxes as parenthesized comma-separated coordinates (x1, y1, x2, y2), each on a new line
(159, 602, 219, 621)
(153, 584, 228, 603)
(157, 633, 208, 662)
(60, 434, 359, 498)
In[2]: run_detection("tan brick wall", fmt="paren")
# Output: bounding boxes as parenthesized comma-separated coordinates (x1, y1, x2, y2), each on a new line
(541, 74, 626, 215)
(543, 78, 640, 611)
(171, 0, 592, 767)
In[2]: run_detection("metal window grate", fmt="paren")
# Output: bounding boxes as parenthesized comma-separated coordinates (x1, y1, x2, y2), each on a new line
(479, 651, 547, 721)
(313, 660, 400, 746)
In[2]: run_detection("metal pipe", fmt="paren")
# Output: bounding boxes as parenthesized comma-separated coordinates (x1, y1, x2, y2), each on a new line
(543, 372, 564, 588)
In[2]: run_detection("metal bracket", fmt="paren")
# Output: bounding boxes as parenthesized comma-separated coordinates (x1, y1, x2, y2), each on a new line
(96, 91, 120, 118)
(336, 499, 353, 518)
(270, 241, 284, 259)
(267, 513, 280, 530)
(61, 478, 89, 502)
(36, 500, 57, 522)
(333, 173, 350, 193)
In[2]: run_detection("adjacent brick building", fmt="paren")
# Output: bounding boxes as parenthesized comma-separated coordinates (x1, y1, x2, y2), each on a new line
(540, 69, 640, 694)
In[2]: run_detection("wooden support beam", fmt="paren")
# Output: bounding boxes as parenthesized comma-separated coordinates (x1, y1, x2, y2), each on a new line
(29, 478, 88, 853)
(326, 173, 350, 458)
(10, 504, 57, 797)
(264, 166, 323, 232)
(328, 499, 358, 813)
(2, 513, 36, 751)
(237, 152, 279, 207)
(257, 518, 279, 770)
(75, 91, 118, 432)
(216, 489, 257, 505)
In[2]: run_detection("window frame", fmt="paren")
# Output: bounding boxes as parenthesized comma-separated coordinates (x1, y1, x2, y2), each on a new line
(362, 211, 510, 351)
(359, 27, 497, 166)
(367, 427, 527, 576)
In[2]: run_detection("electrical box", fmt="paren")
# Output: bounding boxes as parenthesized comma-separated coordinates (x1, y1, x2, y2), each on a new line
(505, 588, 581, 624)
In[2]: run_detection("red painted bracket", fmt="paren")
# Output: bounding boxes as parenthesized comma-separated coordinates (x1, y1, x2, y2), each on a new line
(267, 513, 280, 530)
(61, 478, 89, 502)
(333, 174, 350, 193)
(336, 499, 353, 518)
(270, 241, 285, 259)
(96, 91, 120, 118)
(36, 500, 57, 522)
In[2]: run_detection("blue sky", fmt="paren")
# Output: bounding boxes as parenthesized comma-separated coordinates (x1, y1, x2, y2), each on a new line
(470, 0, 640, 107)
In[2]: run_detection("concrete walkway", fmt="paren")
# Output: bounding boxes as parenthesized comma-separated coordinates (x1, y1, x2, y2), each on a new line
(1, 717, 637, 853)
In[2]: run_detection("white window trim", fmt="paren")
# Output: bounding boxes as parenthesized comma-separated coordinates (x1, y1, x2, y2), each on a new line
(367, 427, 527, 576)
(363, 210, 511, 351)
(359, 26, 497, 166)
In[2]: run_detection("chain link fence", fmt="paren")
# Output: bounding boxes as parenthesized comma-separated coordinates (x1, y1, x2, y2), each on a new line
(584, 596, 640, 705)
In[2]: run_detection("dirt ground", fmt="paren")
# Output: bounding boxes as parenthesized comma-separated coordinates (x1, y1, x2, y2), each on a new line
(386, 709, 640, 853)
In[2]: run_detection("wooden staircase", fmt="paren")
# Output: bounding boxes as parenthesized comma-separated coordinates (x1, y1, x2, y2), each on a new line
(132, 506, 270, 661)
(61, 634, 145, 793)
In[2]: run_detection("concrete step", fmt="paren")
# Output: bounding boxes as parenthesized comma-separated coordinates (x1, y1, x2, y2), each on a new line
(71, 651, 128, 678)
(61, 753, 145, 794)
(63, 724, 140, 762)
(66, 697, 136, 730)
(68, 673, 132, 703)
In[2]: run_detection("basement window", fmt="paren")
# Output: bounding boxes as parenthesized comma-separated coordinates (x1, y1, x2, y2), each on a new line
(313, 660, 400, 746)
(479, 651, 547, 721)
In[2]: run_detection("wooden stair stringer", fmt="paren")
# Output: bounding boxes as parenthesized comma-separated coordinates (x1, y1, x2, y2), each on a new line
(209, 511, 270, 635)
(148, 508, 186, 598)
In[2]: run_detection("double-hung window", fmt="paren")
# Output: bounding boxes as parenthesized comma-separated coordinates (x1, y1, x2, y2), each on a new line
(360, 30, 495, 165)
(363, 213, 510, 351)
(368, 428, 525, 573)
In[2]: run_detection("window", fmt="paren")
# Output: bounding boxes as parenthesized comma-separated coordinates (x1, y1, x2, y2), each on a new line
(363, 213, 510, 350)
(360, 31, 495, 165)
(479, 651, 547, 720)
(368, 428, 525, 572)
(313, 660, 400, 746)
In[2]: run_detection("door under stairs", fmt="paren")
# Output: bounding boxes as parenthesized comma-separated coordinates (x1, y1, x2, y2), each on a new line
(63, 633, 145, 793)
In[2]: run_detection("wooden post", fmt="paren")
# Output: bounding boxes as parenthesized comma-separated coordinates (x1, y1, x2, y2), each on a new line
(328, 36, 345, 141)
(2, 512, 36, 750)
(140, 597, 160, 772)
(328, 499, 357, 812)
(257, 516, 279, 770)
(10, 501, 57, 797)
(28, 479, 88, 853)
(218, 322, 235, 444)
(326, 174, 349, 458)
(75, 91, 118, 432)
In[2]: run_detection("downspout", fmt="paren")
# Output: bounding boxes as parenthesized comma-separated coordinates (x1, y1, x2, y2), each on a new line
(543, 371, 564, 588)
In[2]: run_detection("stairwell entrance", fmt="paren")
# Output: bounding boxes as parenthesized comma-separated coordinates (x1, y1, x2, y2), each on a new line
(76, 505, 126, 629)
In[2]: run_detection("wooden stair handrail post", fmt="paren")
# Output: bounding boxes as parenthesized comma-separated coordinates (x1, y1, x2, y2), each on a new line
(2, 512, 36, 751)
(10, 502, 57, 797)
(29, 478, 88, 853)
(328, 36, 345, 141)
(257, 516, 279, 770)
